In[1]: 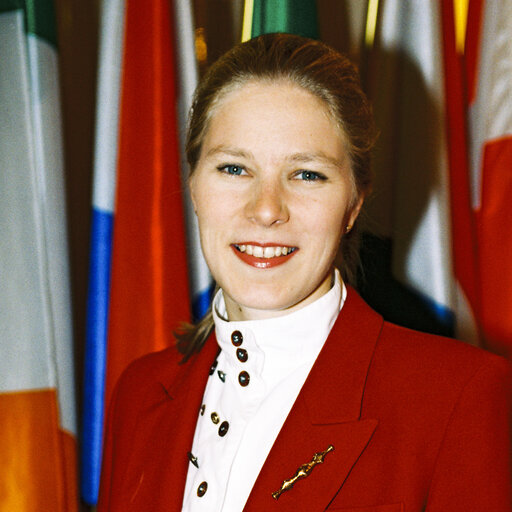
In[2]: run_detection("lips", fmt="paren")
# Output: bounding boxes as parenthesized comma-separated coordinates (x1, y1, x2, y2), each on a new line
(232, 243, 298, 269)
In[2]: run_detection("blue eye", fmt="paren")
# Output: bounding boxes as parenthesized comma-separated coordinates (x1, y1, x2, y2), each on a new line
(218, 164, 245, 175)
(297, 170, 326, 181)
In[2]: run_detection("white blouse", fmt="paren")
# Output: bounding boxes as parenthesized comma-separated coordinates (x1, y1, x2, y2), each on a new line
(181, 270, 346, 511)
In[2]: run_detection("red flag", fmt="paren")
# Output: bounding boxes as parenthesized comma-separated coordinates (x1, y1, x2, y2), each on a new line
(440, 0, 481, 343)
(466, 0, 512, 357)
(105, 0, 190, 410)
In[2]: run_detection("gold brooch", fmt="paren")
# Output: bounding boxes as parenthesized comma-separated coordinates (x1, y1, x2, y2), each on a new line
(272, 445, 334, 500)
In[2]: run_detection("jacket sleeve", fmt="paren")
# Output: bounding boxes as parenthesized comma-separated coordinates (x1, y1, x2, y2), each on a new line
(425, 355, 512, 511)
(96, 358, 144, 511)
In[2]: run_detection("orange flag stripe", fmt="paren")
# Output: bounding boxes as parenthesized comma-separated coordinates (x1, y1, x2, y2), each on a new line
(0, 389, 78, 511)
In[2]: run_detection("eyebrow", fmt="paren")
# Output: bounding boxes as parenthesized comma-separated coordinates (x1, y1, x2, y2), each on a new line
(205, 145, 345, 169)
(204, 145, 253, 160)
(287, 151, 345, 169)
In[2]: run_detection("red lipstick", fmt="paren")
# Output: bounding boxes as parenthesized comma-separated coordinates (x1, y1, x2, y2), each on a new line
(231, 244, 298, 269)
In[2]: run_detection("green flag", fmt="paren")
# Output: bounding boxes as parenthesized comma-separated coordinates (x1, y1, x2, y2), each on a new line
(0, 0, 78, 509)
(246, 0, 318, 39)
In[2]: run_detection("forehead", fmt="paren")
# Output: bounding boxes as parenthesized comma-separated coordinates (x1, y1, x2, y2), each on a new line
(212, 79, 337, 126)
(202, 81, 347, 159)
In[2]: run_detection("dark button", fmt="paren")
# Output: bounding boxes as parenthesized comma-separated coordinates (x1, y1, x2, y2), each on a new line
(238, 371, 250, 387)
(231, 330, 243, 346)
(211, 412, 220, 424)
(209, 359, 218, 375)
(200, 404, 205, 416)
(218, 420, 229, 437)
(197, 481, 208, 497)
(187, 451, 199, 468)
(236, 348, 248, 363)
(217, 370, 226, 382)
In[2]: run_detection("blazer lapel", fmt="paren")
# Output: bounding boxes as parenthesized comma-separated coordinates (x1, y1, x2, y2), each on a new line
(123, 335, 219, 512)
(245, 289, 383, 511)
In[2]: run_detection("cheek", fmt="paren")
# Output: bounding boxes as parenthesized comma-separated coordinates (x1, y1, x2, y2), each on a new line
(310, 198, 347, 242)
(192, 179, 217, 218)
(194, 187, 233, 257)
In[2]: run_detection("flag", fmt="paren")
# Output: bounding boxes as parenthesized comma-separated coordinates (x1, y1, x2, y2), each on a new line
(466, 0, 512, 357)
(81, 0, 125, 503)
(0, 1, 78, 510)
(174, 0, 213, 320)
(440, 0, 481, 345)
(242, 0, 318, 41)
(81, 0, 191, 504)
(361, 0, 458, 337)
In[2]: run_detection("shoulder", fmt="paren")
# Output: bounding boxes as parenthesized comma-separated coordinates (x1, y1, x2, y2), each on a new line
(108, 333, 219, 419)
(379, 320, 511, 380)
(345, 285, 511, 385)
(368, 319, 512, 416)
(109, 345, 184, 415)
(119, 344, 184, 385)
(343, 287, 512, 408)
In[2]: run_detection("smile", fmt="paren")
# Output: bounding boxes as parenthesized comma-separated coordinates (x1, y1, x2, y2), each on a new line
(231, 243, 298, 269)
(235, 244, 296, 258)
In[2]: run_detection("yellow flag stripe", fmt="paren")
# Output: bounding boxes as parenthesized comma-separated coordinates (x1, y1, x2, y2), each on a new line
(241, 0, 254, 42)
(453, 0, 469, 53)
(365, 0, 380, 48)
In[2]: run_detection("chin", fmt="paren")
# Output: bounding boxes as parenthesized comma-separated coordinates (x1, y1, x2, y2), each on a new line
(231, 287, 305, 315)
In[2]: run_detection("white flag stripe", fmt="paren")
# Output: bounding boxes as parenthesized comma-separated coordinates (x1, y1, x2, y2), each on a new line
(27, 32, 76, 433)
(174, 0, 198, 116)
(0, 10, 76, 434)
(377, 0, 455, 312)
(92, 0, 125, 213)
(468, 0, 512, 209)
(1, 11, 53, 392)
(174, 0, 213, 309)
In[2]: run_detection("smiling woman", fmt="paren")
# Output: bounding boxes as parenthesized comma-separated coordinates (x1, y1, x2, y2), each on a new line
(190, 81, 360, 321)
(98, 34, 512, 512)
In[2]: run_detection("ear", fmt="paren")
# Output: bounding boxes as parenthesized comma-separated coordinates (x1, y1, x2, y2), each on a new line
(188, 175, 198, 214)
(346, 194, 365, 228)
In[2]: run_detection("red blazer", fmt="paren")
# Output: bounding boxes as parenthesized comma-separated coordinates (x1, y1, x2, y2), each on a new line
(98, 289, 512, 511)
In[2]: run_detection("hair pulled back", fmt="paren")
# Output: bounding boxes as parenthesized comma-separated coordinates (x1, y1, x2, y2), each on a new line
(178, 33, 376, 358)
(187, 33, 374, 194)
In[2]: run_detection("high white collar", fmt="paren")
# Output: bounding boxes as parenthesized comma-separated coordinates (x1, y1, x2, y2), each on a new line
(212, 269, 346, 388)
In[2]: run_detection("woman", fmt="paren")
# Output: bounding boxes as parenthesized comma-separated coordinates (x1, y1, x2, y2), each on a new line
(98, 34, 512, 511)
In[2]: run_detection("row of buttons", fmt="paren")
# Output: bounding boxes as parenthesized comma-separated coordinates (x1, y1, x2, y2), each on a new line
(232, 330, 250, 387)
(193, 330, 250, 498)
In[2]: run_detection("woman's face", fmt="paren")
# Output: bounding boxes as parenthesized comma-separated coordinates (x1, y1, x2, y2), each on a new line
(190, 81, 363, 321)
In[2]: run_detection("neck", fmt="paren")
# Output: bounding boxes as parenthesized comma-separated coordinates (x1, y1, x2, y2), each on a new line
(222, 270, 336, 322)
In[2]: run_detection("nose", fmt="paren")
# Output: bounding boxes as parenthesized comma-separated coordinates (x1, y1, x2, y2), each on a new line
(245, 179, 289, 227)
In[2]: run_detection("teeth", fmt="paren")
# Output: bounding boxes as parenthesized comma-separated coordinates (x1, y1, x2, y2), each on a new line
(236, 244, 295, 258)
(263, 247, 273, 258)
(253, 246, 264, 257)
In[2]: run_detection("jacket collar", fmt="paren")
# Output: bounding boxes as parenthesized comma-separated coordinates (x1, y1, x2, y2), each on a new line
(302, 286, 383, 424)
(244, 287, 383, 510)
